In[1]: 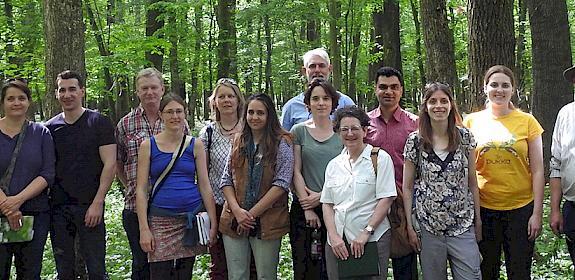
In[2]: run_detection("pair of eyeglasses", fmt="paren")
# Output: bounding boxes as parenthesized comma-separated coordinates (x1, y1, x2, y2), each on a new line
(339, 126, 362, 134)
(162, 109, 185, 115)
(5, 77, 28, 85)
(217, 78, 238, 86)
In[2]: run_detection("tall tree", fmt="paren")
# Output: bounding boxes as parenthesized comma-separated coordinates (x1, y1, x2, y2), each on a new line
(515, 0, 529, 110)
(327, 0, 342, 89)
(526, 0, 573, 173)
(261, 0, 273, 97)
(369, 0, 401, 83)
(421, 0, 457, 93)
(85, 0, 116, 121)
(145, 0, 165, 71)
(43, 0, 86, 117)
(216, 0, 238, 79)
(467, 0, 515, 109)
(167, 2, 186, 100)
(409, 0, 426, 90)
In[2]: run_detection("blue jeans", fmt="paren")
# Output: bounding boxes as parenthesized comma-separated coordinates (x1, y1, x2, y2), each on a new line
(0, 211, 50, 280)
(122, 209, 150, 279)
(51, 204, 107, 279)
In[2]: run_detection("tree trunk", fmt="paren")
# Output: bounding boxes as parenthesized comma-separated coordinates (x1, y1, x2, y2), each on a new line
(305, 2, 321, 48)
(43, 0, 86, 118)
(145, 0, 164, 71)
(327, 0, 342, 90)
(526, 0, 573, 176)
(409, 0, 426, 91)
(421, 0, 457, 92)
(3, 0, 16, 67)
(467, 0, 515, 110)
(192, 4, 202, 121)
(369, 0, 401, 84)
(515, 0, 529, 110)
(261, 0, 273, 98)
(85, 1, 116, 120)
(348, 19, 361, 108)
(216, 0, 238, 79)
(167, 6, 186, 101)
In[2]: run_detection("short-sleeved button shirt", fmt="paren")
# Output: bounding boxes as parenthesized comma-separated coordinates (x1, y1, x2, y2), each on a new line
(403, 127, 477, 236)
(321, 144, 397, 245)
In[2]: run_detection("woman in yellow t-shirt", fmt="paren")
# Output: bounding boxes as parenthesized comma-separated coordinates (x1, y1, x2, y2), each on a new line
(463, 65, 544, 280)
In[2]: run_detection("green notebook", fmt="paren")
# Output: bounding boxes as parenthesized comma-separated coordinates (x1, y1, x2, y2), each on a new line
(337, 241, 380, 278)
(0, 216, 34, 243)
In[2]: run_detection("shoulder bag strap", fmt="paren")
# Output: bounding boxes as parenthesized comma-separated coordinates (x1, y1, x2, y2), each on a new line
(0, 121, 29, 193)
(206, 124, 213, 167)
(149, 134, 191, 202)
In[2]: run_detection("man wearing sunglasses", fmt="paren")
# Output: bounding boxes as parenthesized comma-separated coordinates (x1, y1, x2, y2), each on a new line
(549, 65, 575, 273)
(365, 66, 418, 280)
(280, 48, 355, 131)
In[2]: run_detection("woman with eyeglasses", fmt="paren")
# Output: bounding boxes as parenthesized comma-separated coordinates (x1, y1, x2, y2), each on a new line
(199, 78, 245, 279)
(219, 93, 294, 280)
(135, 94, 217, 279)
(463, 65, 544, 279)
(0, 79, 55, 279)
(321, 105, 396, 279)
(402, 83, 481, 279)
(289, 79, 341, 279)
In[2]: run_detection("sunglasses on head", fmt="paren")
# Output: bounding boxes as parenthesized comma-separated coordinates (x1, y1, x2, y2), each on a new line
(217, 78, 238, 86)
(5, 77, 28, 85)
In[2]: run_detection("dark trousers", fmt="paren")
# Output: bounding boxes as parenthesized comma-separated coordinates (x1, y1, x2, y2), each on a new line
(122, 209, 150, 280)
(289, 200, 328, 280)
(391, 252, 418, 280)
(0, 211, 49, 280)
(51, 205, 107, 280)
(209, 204, 227, 280)
(563, 201, 575, 277)
(150, 257, 195, 280)
(479, 202, 534, 280)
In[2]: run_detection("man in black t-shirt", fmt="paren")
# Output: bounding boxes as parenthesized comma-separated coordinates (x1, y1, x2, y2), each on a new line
(45, 70, 116, 279)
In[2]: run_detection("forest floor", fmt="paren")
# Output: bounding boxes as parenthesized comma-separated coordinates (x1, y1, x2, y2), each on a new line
(31, 184, 574, 279)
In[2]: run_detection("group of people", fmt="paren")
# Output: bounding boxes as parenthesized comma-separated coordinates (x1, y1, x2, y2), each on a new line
(0, 46, 574, 280)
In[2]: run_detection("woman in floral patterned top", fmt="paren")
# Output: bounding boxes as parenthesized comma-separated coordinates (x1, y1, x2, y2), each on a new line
(402, 83, 482, 279)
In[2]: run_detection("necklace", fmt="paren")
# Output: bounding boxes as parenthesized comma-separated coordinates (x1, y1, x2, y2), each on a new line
(219, 119, 239, 132)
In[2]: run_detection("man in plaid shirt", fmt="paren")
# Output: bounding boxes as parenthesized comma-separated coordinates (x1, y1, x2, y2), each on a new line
(116, 68, 165, 279)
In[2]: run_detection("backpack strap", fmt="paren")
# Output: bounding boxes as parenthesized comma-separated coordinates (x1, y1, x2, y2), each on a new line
(206, 124, 214, 167)
(370, 146, 380, 176)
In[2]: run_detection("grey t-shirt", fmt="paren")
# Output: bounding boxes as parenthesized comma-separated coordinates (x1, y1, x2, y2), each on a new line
(291, 123, 342, 192)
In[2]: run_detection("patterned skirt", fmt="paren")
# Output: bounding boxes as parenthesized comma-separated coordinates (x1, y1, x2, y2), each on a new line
(148, 215, 207, 262)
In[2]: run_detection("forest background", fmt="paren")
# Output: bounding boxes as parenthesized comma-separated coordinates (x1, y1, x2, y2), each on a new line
(1, 0, 575, 278)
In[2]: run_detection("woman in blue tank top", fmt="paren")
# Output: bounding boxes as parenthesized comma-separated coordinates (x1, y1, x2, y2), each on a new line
(135, 94, 217, 279)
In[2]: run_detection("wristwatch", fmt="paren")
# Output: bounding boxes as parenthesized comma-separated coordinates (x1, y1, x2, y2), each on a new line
(364, 225, 375, 235)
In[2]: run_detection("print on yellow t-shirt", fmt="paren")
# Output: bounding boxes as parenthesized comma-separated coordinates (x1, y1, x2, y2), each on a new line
(463, 110, 543, 211)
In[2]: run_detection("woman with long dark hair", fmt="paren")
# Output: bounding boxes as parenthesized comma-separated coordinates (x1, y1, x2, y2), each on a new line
(0, 79, 55, 279)
(403, 82, 481, 279)
(464, 65, 544, 279)
(219, 93, 294, 280)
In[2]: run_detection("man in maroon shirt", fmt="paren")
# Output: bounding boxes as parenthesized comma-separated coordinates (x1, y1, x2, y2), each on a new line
(365, 66, 418, 280)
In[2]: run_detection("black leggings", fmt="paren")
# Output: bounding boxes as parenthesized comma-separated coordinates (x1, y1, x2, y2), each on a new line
(150, 257, 195, 280)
